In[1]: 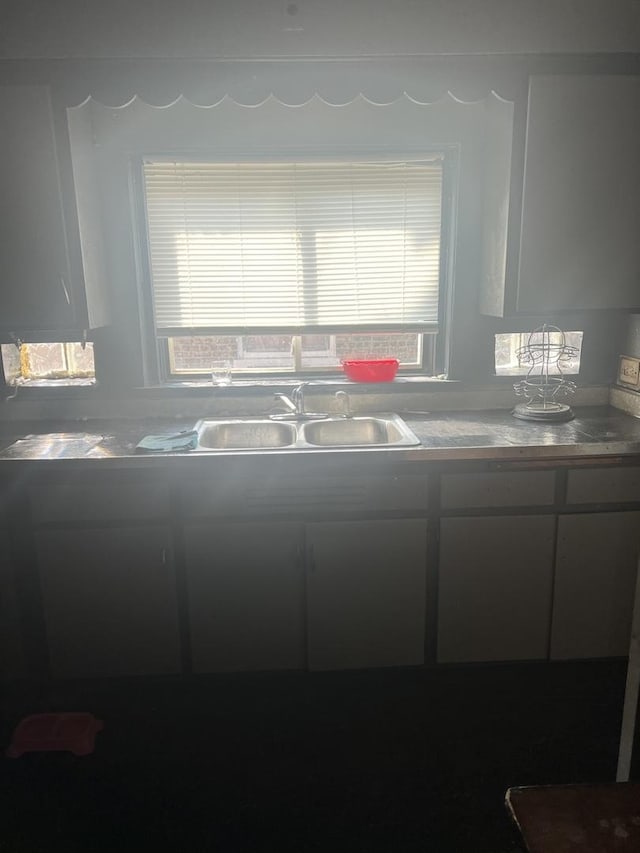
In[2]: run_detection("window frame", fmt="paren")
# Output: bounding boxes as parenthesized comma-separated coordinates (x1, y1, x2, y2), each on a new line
(132, 147, 457, 384)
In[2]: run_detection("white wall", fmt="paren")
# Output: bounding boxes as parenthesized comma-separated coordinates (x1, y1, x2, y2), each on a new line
(1, 0, 640, 59)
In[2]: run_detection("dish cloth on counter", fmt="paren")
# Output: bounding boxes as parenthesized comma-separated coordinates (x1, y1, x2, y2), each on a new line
(135, 430, 198, 453)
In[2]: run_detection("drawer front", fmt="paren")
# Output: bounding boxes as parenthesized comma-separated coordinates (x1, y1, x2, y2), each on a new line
(567, 467, 640, 505)
(180, 474, 428, 518)
(29, 482, 170, 523)
(441, 471, 555, 509)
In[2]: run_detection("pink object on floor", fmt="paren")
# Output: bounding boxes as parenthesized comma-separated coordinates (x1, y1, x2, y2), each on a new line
(6, 713, 104, 758)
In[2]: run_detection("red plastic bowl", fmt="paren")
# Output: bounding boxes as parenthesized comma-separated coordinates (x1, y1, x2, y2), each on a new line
(342, 358, 399, 382)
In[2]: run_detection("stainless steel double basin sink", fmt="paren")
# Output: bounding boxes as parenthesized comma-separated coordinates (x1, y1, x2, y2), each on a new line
(193, 415, 420, 451)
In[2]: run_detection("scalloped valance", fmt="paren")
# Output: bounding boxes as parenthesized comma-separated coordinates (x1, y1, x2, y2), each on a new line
(72, 90, 514, 111)
(54, 60, 520, 108)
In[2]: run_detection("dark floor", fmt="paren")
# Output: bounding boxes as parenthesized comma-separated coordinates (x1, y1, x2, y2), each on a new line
(0, 661, 632, 852)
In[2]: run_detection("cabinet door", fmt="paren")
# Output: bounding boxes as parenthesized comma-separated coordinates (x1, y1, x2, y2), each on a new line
(551, 512, 640, 660)
(0, 528, 27, 679)
(0, 85, 76, 332)
(306, 520, 427, 671)
(517, 75, 640, 311)
(37, 526, 180, 678)
(438, 516, 555, 663)
(185, 522, 305, 673)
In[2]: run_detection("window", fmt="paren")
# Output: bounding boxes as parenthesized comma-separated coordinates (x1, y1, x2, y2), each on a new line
(142, 158, 444, 378)
(1, 342, 96, 386)
(495, 331, 583, 376)
(167, 331, 426, 374)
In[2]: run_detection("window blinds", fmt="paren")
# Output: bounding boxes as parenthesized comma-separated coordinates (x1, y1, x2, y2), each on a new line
(143, 159, 443, 333)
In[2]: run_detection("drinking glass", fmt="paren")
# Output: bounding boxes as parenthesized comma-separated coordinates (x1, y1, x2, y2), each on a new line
(211, 360, 232, 386)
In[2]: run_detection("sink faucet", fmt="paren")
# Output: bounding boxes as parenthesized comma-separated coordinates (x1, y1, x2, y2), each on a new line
(273, 382, 308, 417)
(272, 382, 328, 421)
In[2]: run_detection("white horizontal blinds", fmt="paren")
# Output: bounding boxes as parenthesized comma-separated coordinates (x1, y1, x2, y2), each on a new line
(144, 159, 443, 332)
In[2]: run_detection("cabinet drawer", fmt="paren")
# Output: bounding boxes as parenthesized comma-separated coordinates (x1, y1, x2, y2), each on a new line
(441, 471, 555, 509)
(567, 467, 640, 505)
(181, 474, 428, 518)
(29, 482, 170, 523)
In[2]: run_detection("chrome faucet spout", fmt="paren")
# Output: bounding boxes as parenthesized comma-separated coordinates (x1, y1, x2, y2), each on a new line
(273, 383, 308, 416)
(291, 382, 308, 415)
(273, 392, 298, 414)
(271, 382, 328, 421)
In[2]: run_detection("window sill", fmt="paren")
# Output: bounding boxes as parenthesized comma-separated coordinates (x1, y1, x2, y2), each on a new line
(3, 380, 97, 400)
(150, 375, 460, 396)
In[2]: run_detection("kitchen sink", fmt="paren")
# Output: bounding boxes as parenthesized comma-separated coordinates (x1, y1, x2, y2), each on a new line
(299, 416, 417, 447)
(194, 414, 419, 451)
(195, 419, 297, 449)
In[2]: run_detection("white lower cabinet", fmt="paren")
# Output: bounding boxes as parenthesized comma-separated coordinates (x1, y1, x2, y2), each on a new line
(306, 519, 427, 671)
(437, 515, 556, 663)
(185, 522, 306, 673)
(37, 526, 180, 678)
(550, 512, 640, 660)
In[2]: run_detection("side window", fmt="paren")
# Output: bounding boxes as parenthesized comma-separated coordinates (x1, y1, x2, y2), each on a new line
(494, 332, 584, 376)
(1, 342, 95, 386)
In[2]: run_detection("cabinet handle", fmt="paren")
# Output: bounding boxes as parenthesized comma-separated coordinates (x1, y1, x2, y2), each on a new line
(308, 544, 316, 574)
(59, 275, 71, 306)
(161, 548, 167, 565)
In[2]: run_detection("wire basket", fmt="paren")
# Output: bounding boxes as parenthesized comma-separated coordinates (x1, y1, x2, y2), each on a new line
(512, 324, 577, 421)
